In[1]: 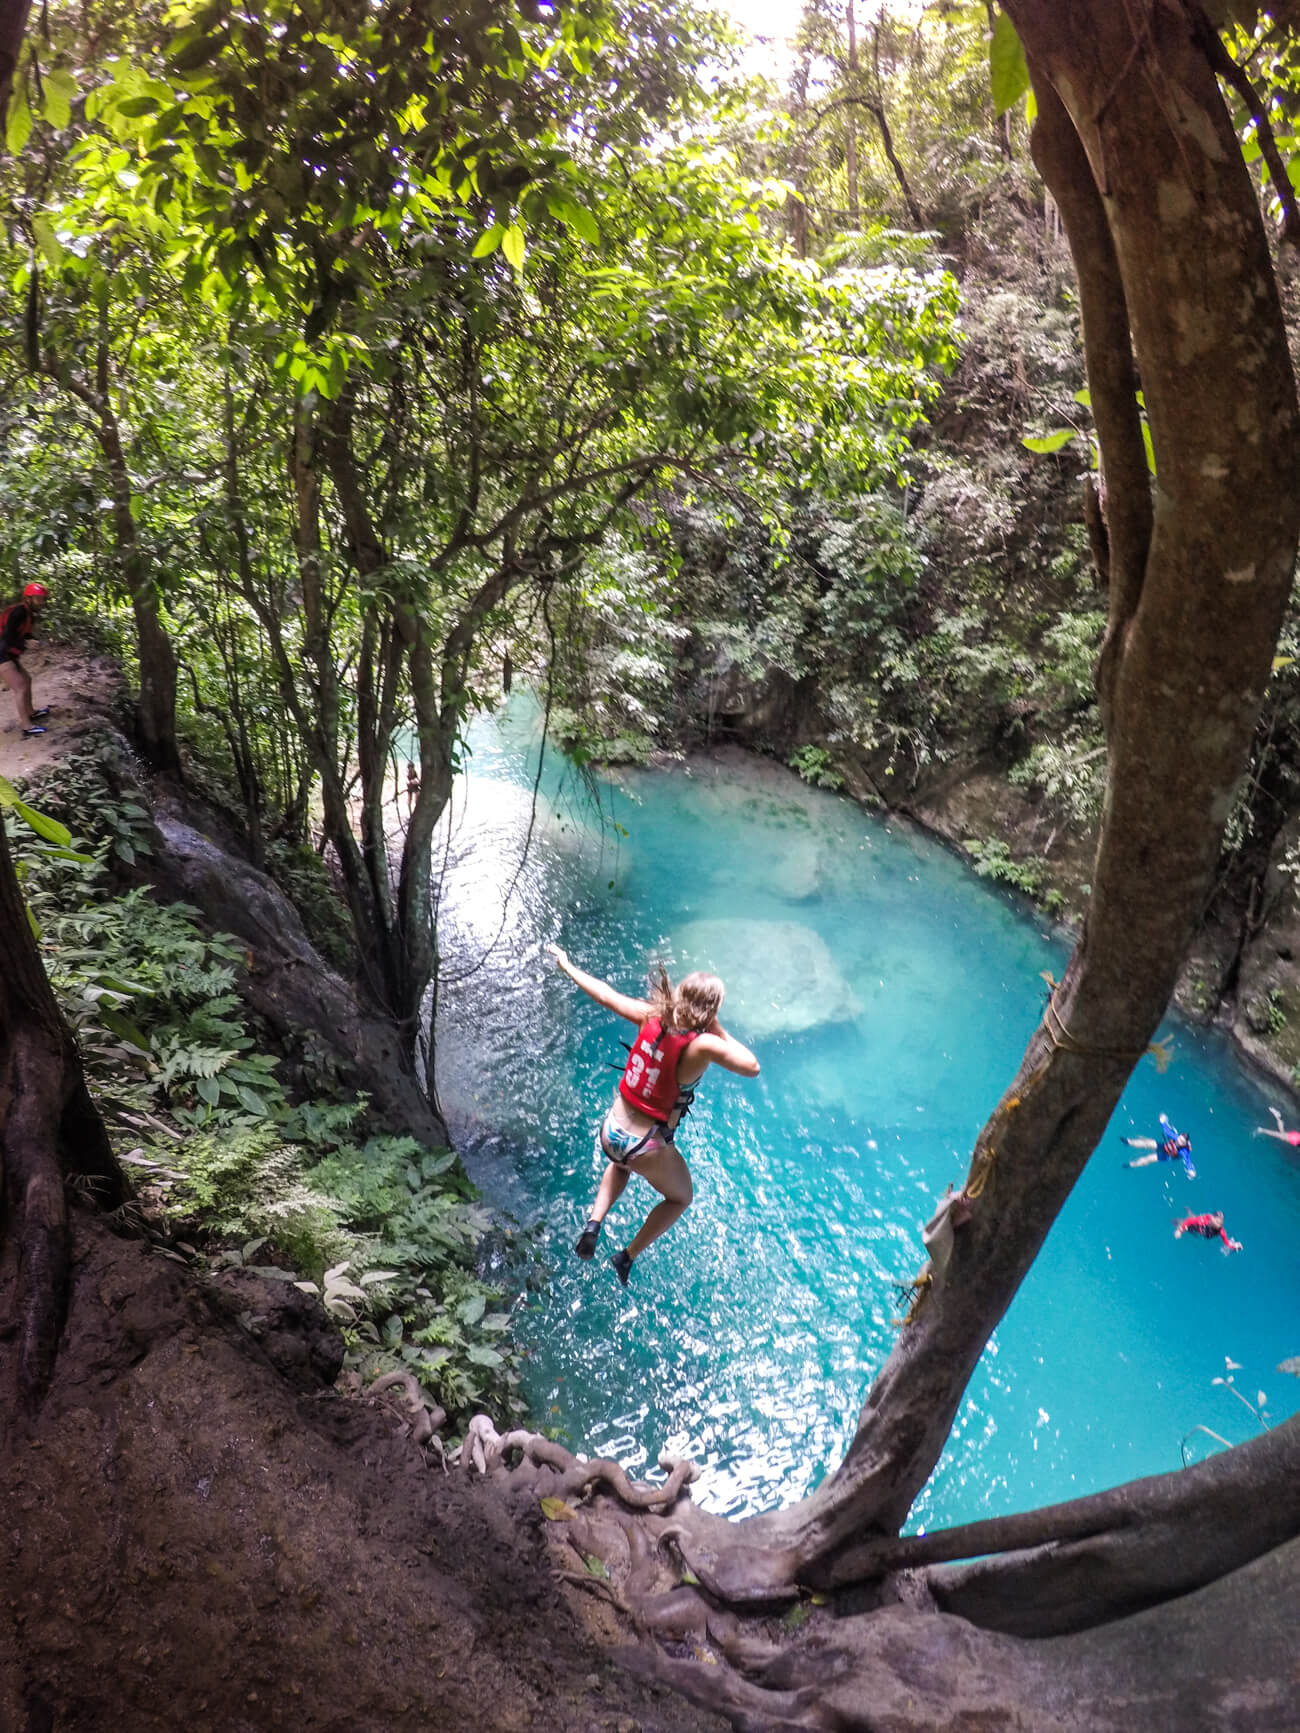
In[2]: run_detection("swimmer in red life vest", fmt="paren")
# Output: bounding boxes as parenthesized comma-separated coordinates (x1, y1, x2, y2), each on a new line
(1258, 1106, 1300, 1148)
(1174, 1210, 1242, 1254)
(545, 944, 760, 1286)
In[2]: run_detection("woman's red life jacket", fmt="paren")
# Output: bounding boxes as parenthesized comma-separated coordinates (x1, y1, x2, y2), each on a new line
(619, 1017, 698, 1123)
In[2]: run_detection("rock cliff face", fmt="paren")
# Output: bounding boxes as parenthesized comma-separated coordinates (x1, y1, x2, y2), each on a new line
(149, 800, 448, 1146)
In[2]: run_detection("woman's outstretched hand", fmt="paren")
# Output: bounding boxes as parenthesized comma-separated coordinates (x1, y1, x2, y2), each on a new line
(545, 942, 570, 972)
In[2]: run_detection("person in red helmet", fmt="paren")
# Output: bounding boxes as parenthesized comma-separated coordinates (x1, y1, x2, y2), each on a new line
(0, 582, 51, 736)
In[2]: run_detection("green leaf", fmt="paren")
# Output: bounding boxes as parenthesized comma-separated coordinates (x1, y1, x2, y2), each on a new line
(42, 68, 76, 130)
(235, 1084, 268, 1115)
(1141, 419, 1157, 475)
(1022, 429, 1076, 454)
(459, 1291, 486, 1326)
(472, 223, 504, 258)
(1073, 388, 1091, 407)
(195, 1075, 221, 1105)
(990, 11, 1030, 116)
(32, 215, 66, 268)
(6, 87, 32, 155)
(466, 1344, 503, 1367)
(548, 195, 599, 246)
(13, 800, 72, 847)
(97, 1004, 152, 1052)
(539, 1495, 576, 1520)
(501, 224, 525, 272)
(583, 1553, 609, 1578)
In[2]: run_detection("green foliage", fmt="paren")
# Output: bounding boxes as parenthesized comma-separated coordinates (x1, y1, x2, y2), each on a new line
(963, 838, 1063, 913)
(8, 769, 521, 1426)
(35, 743, 156, 865)
(788, 745, 843, 790)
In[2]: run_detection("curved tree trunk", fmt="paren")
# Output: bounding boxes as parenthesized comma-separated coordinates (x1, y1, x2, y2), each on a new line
(0, 820, 125, 1439)
(674, 0, 1300, 1602)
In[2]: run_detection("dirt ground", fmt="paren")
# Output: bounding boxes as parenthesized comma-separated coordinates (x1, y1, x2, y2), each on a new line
(0, 1215, 727, 1733)
(0, 642, 121, 783)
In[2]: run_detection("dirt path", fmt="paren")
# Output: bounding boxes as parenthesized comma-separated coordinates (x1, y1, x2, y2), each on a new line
(1, 1217, 727, 1733)
(0, 643, 121, 784)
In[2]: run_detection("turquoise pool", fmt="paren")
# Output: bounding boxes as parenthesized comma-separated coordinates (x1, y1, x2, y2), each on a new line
(433, 703, 1300, 1531)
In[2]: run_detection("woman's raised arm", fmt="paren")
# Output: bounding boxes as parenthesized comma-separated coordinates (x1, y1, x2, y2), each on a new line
(693, 1019, 760, 1077)
(546, 943, 651, 1025)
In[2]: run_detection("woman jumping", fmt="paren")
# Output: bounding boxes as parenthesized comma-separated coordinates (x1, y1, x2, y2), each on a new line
(545, 944, 760, 1285)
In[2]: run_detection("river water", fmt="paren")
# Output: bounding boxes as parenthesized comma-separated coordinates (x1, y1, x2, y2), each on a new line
(433, 701, 1300, 1531)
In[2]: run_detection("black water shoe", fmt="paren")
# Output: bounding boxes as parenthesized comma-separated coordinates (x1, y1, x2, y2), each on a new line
(22, 725, 46, 737)
(30, 707, 50, 720)
(574, 1220, 602, 1260)
(611, 1248, 634, 1287)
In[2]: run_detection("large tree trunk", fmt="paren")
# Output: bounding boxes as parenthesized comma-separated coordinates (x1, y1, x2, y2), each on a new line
(673, 0, 1300, 1602)
(0, 820, 125, 1438)
(0, 0, 33, 120)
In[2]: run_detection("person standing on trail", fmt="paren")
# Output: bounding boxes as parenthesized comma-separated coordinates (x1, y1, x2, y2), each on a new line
(0, 582, 51, 736)
(545, 943, 760, 1286)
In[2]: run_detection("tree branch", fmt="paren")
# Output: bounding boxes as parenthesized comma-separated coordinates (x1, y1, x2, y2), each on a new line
(1193, 2, 1300, 247)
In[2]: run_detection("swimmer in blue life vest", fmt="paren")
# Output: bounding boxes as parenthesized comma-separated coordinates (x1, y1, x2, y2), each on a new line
(1122, 1113, 1196, 1178)
(545, 944, 760, 1286)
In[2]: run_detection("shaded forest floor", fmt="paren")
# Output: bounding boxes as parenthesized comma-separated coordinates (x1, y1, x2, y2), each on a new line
(0, 1215, 726, 1733)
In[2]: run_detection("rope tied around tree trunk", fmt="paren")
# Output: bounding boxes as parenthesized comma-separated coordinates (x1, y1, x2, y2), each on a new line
(1040, 973, 1173, 1071)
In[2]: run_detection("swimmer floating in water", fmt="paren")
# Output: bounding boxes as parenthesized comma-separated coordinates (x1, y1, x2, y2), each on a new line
(1174, 1210, 1242, 1254)
(545, 944, 759, 1286)
(1257, 1106, 1300, 1148)
(1122, 1113, 1196, 1178)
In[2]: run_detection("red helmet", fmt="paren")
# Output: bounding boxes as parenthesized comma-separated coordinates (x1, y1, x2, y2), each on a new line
(22, 583, 49, 599)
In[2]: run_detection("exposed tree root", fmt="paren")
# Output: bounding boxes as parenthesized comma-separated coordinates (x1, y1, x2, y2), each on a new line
(447, 1416, 1300, 1728)
(365, 1367, 447, 1446)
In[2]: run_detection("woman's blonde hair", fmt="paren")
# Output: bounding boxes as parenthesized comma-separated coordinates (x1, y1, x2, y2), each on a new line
(648, 963, 724, 1033)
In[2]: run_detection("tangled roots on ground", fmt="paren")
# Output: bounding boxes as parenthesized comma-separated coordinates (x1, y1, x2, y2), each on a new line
(458, 1412, 697, 1507)
(448, 1417, 1300, 1730)
(364, 1370, 446, 1449)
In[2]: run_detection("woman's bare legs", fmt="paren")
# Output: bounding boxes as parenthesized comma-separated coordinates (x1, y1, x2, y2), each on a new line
(588, 1158, 631, 1224)
(623, 1146, 693, 1261)
(0, 659, 32, 728)
(1259, 1107, 1295, 1142)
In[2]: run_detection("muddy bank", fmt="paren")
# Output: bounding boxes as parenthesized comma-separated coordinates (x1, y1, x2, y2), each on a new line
(0, 1214, 726, 1733)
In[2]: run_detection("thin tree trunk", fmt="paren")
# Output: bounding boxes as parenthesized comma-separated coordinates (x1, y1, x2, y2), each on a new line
(673, 0, 1300, 1602)
(844, 4, 860, 228)
(286, 395, 400, 1010)
(95, 404, 179, 774)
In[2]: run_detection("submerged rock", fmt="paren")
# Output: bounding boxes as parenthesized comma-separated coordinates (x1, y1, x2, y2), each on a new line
(667, 918, 859, 1039)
